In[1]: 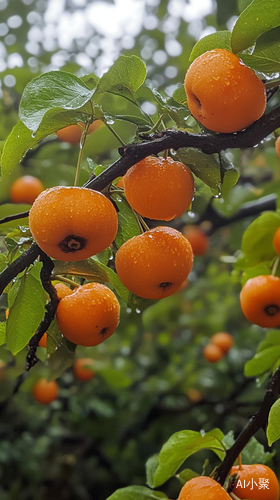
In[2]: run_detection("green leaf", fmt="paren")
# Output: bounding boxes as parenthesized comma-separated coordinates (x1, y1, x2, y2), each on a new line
(19, 70, 94, 132)
(220, 152, 239, 196)
(239, 211, 280, 269)
(53, 259, 129, 304)
(241, 46, 280, 73)
(177, 149, 221, 196)
(106, 486, 168, 500)
(47, 318, 76, 379)
(255, 26, 280, 51)
(267, 399, 280, 446)
(241, 436, 274, 464)
(189, 31, 232, 62)
(176, 468, 199, 484)
(112, 193, 141, 249)
(0, 322, 6, 346)
(231, 0, 280, 53)
(146, 455, 159, 488)
(6, 271, 46, 354)
(1, 110, 86, 178)
(244, 346, 280, 377)
(95, 55, 147, 103)
(149, 429, 225, 488)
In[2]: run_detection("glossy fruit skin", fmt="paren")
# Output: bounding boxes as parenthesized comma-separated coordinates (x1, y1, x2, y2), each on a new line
(230, 464, 279, 500)
(202, 343, 224, 363)
(272, 227, 280, 255)
(56, 282, 120, 346)
(210, 332, 234, 354)
(184, 49, 266, 133)
(32, 378, 59, 405)
(178, 476, 231, 500)
(240, 275, 280, 328)
(73, 358, 95, 381)
(123, 156, 194, 221)
(38, 332, 47, 348)
(182, 225, 209, 256)
(275, 137, 280, 159)
(10, 175, 44, 205)
(29, 186, 118, 262)
(54, 282, 74, 300)
(56, 121, 103, 144)
(115, 226, 193, 300)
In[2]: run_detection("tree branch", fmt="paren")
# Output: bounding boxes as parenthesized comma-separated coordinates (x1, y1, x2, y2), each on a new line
(0, 242, 40, 295)
(26, 250, 59, 370)
(214, 364, 280, 486)
(84, 105, 280, 192)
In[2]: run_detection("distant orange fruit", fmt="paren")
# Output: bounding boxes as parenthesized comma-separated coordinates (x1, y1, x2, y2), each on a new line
(32, 378, 59, 405)
(115, 226, 193, 299)
(182, 225, 209, 256)
(202, 343, 224, 363)
(272, 226, 280, 255)
(73, 358, 95, 382)
(178, 476, 231, 500)
(123, 156, 194, 221)
(56, 120, 103, 144)
(210, 332, 234, 354)
(29, 186, 118, 261)
(184, 49, 266, 133)
(230, 464, 279, 500)
(10, 175, 44, 205)
(56, 282, 120, 346)
(275, 137, 280, 158)
(240, 275, 280, 328)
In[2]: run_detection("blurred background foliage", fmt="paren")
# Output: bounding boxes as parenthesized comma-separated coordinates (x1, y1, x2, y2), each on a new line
(0, 0, 280, 499)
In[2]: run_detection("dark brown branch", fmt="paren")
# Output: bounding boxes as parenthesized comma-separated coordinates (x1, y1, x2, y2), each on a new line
(201, 194, 277, 235)
(0, 210, 30, 225)
(26, 250, 59, 370)
(84, 105, 280, 192)
(214, 364, 280, 486)
(0, 242, 40, 295)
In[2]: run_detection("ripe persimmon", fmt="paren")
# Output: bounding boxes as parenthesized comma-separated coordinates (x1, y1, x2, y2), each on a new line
(275, 137, 280, 159)
(115, 226, 193, 300)
(56, 120, 103, 144)
(210, 332, 234, 354)
(122, 156, 194, 221)
(54, 282, 74, 300)
(182, 225, 209, 256)
(272, 227, 280, 255)
(56, 282, 120, 346)
(230, 463, 279, 500)
(10, 175, 44, 205)
(29, 186, 118, 261)
(184, 49, 266, 133)
(178, 476, 231, 500)
(240, 275, 280, 328)
(32, 378, 59, 405)
(73, 358, 95, 382)
(202, 343, 224, 363)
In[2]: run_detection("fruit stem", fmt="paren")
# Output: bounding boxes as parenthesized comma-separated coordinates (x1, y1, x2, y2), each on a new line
(237, 454, 242, 469)
(229, 493, 241, 500)
(104, 121, 126, 147)
(51, 275, 79, 288)
(140, 114, 166, 136)
(271, 256, 280, 276)
(74, 122, 91, 187)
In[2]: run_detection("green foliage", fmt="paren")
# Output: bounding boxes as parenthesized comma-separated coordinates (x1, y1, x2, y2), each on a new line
(106, 486, 168, 500)
(6, 266, 46, 355)
(146, 429, 225, 488)
(267, 399, 280, 446)
(245, 330, 280, 377)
